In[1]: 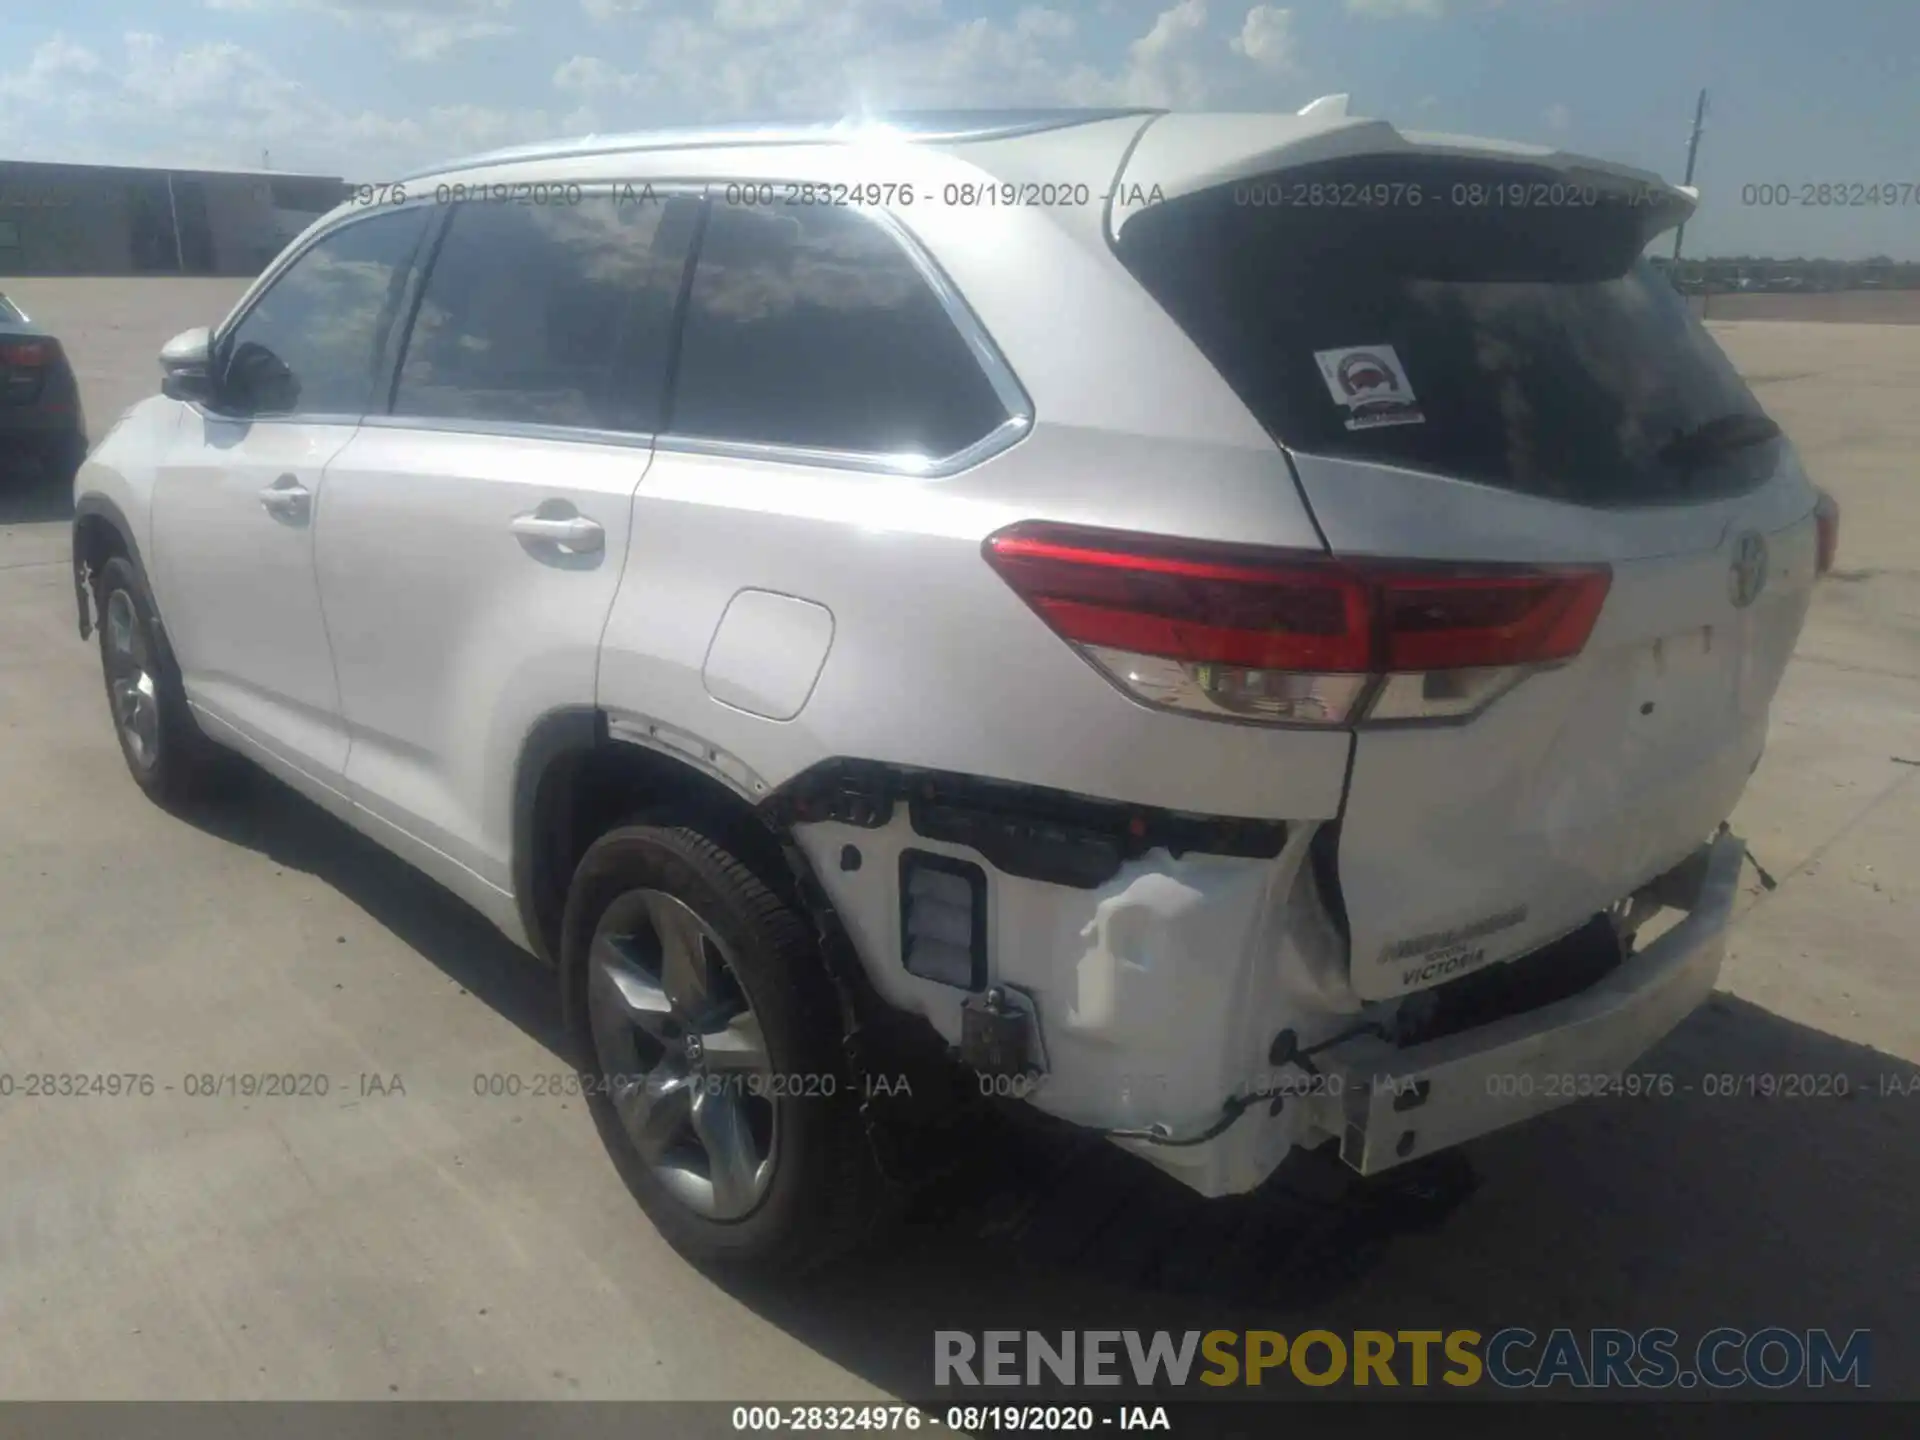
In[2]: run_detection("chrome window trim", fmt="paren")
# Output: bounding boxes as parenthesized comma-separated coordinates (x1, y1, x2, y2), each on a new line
(358, 414, 657, 451)
(862, 204, 1032, 428)
(354, 412, 1032, 476)
(657, 188, 1033, 478)
(201, 197, 441, 426)
(652, 415, 1031, 479)
(183, 408, 365, 429)
(216, 197, 442, 357)
(327, 181, 1036, 478)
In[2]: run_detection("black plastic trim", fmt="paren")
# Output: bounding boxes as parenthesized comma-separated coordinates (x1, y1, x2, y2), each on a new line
(510, 706, 602, 966)
(899, 849, 989, 992)
(1391, 914, 1626, 1048)
(765, 759, 1288, 890)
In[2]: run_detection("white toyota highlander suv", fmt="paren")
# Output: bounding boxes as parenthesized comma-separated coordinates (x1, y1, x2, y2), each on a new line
(72, 104, 1838, 1274)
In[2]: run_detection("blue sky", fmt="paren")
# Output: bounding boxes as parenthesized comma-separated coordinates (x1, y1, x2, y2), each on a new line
(1, 0, 1914, 258)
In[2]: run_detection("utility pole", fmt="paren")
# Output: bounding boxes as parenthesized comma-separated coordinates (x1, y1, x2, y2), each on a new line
(1671, 88, 1708, 263)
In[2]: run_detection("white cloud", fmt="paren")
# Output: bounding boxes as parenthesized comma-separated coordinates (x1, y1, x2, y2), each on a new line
(1087, 0, 1221, 107)
(0, 32, 553, 175)
(1013, 6, 1077, 43)
(581, 0, 648, 18)
(203, 0, 515, 60)
(1346, 0, 1445, 16)
(0, 35, 103, 98)
(1231, 6, 1297, 70)
(713, 0, 808, 31)
(553, 54, 632, 96)
(6, 2, 1318, 173)
(1544, 101, 1571, 131)
(1132, 0, 1208, 65)
(553, 0, 1280, 123)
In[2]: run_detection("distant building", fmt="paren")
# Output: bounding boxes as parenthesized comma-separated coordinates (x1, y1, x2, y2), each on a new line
(0, 159, 349, 277)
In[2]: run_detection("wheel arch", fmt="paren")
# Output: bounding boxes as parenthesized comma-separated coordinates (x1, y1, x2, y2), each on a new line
(512, 708, 803, 1023)
(71, 494, 148, 640)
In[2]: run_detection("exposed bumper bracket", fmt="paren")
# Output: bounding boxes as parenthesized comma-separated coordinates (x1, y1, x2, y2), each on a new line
(73, 555, 94, 641)
(1318, 832, 1746, 1175)
(959, 986, 1041, 1078)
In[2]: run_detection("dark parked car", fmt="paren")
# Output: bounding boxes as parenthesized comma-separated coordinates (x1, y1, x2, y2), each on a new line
(0, 292, 87, 484)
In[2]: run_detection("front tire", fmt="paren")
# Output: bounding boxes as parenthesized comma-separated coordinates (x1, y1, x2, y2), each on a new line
(93, 554, 225, 808)
(563, 822, 881, 1274)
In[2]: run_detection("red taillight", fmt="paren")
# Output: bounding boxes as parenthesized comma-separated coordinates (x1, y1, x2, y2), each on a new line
(1375, 566, 1612, 671)
(984, 525, 1373, 672)
(983, 521, 1612, 725)
(0, 341, 48, 367)
(1814, 490, 1840, 577)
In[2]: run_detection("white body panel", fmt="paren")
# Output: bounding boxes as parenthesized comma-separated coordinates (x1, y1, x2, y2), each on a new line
(314, 425, 650, 893)
(1295, 454, 1820, 999)
(599, 445, 1352, 820)
(701, 591, 836, 722)
(75, 395, 178, 563)
(150, 413, 354, 779)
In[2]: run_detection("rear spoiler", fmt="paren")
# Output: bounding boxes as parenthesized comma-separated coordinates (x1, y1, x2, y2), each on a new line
(1108, 111, 1696, 245)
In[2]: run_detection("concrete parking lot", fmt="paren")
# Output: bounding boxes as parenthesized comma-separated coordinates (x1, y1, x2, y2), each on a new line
(1, 277, 1915, 1401)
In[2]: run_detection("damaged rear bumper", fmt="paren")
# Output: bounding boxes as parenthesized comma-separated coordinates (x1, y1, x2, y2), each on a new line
(788, 763, 1743, 1200)
(1314, 830, 1744, 1175)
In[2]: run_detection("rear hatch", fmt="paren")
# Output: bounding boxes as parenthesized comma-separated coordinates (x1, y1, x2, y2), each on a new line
(1111, 119, 1822, 1000)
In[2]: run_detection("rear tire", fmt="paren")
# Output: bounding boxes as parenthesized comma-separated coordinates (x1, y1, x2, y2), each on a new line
(93, 554, 228, 809)
(563, 822, 881, 1275)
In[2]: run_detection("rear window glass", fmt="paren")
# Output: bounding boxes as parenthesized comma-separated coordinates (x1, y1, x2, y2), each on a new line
(1115, 156, 1777, 505)
(669, 200, 1009, 460)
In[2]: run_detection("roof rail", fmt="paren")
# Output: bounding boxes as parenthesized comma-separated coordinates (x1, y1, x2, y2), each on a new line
(1296, 93, 1351, 119)
(398, 108, 1165, 183)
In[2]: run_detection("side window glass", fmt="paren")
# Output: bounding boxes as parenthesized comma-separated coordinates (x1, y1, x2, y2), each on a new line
(218, 208, 427, 419)
(670, 201, 1009, 460)
(392, 195, 701, 433)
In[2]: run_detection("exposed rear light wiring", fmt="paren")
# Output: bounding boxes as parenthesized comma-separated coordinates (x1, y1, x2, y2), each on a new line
(984, 520, 1612, 728)
(1100, 1020, 1393, 1146)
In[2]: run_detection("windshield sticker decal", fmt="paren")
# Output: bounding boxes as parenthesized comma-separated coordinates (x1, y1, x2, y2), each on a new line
(1314, 344, 1426, 430)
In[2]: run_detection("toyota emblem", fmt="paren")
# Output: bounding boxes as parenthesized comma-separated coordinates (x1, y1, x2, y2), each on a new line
(1729, 531, 1769, 609)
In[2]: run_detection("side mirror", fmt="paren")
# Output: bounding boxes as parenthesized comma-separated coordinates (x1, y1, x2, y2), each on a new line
(159, 326, 214, 404)
(225, 340, 299, 416)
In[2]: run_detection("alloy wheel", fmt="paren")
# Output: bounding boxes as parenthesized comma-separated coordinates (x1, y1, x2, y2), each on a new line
(104, 589, 161, 771)
(587, 888, 778, 1221)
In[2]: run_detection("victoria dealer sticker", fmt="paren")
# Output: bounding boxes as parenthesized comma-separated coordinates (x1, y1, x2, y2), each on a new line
(1314, 344, 1426, 430)
(1383, 904, 1529, 988)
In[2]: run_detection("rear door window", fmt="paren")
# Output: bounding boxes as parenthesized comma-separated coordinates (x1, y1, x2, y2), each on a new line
(667, 200, 1009, 461)
(1116, 155, 1777, 505)
(392, 194, 702, 434)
